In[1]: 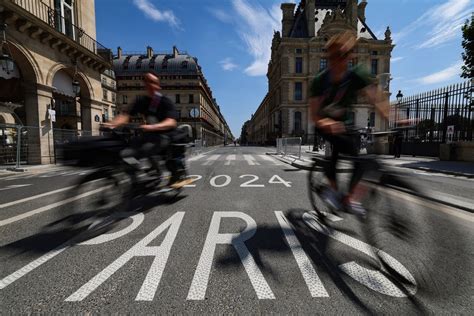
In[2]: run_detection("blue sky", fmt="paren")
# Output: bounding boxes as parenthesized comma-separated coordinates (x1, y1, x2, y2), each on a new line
(95, 0, 473, 137)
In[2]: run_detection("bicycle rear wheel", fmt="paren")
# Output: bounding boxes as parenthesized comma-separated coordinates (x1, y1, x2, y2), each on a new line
(308, 159, 334, 219)
(360, 173, 439, 301)
(60, 168, 131, 233)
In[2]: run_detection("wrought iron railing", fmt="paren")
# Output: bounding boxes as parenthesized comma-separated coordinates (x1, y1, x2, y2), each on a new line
(8, 0, 108, 57)
(389, 81, 473, 143)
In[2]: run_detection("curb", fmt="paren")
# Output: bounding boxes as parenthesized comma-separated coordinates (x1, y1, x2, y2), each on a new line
(267, 152, 473, 212)
(403, 166, 474, 178)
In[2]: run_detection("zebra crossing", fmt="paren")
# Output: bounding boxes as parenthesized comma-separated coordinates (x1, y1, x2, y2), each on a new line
(189, 153, 284, 166)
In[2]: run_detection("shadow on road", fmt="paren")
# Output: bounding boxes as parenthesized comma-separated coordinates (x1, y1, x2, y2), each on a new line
(0, 192, 186, 258)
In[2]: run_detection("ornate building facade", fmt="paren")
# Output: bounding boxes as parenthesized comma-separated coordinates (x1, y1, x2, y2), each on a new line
(246, 0, 393, 147)
(0, 0, 116, 164)
(113, 46, 233, 146)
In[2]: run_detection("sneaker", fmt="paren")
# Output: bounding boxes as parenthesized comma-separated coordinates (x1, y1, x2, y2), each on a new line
(321, 187, 342, 210)
(344, 200, 367, 217)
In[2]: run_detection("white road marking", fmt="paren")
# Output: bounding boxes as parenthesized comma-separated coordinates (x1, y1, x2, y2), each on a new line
(0, 184, 32, 191)
(187, 212, 275, 300)
(243, 155, 259, 166)
(302, 212, 416, 297)
(210, 175, 231, 187)
(275, 211, 329, 297)
(79, 212, 145, 245)
(0, 187, 106, 227)
(187, 154, 205, 162)
(0, 185, 76, 209)
(225, 154, 236, 165)
(202, 155, 221, 166)
(66, 212, 185, 302)
(258, 155, 283, 165)
(0, 242, 70, 290)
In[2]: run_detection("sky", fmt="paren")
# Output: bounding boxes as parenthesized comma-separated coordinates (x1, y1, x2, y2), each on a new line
(95, 0, 473, 137)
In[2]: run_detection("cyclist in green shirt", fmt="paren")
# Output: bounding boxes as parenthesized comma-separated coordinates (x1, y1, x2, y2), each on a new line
(309, 31, 389, 215)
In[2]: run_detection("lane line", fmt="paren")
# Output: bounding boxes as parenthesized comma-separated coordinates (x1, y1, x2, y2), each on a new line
(0, 187, 106, 227)
(0, 185, 76, 209)
(0, 184, 32, 191)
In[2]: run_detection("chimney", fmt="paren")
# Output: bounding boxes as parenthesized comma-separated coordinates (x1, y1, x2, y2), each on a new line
(345, 0, 358, 29)
(358, 0, 368, 23)
(117, 46, 122, 59)
(305, 0, 315, 38)
(281, 3, 296, 37)
(146, 46, 153, 58)
(173, 45, 179, 58)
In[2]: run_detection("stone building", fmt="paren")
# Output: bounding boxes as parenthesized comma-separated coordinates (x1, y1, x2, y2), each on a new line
(0, 0, 115, 164)
(246, 0, 393, 148)
(113, 46, 233, 146)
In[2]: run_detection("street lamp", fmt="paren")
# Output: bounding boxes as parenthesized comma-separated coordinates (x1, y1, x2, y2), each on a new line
(395, 90, 403, 128)
(0, 23, 15, 76)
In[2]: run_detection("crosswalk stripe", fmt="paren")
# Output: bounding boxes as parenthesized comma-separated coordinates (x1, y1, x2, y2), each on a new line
(202, 155, 221, 166)
(243, 155, 260, 166)
(225, 155, 236, 166)
(258, 155, 283, 165)
(187, 154, 205, 162)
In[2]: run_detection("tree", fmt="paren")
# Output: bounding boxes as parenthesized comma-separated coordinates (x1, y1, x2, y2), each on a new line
(461, 13, 474, 79)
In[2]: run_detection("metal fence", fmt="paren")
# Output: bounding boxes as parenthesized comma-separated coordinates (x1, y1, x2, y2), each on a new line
(390, 81, 473, 143)
(276, 137, 302, 159)
(0, 124, 101, 168)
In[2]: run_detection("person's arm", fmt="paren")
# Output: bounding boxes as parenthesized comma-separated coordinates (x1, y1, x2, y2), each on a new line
(141, 117, 177, 132)
(103, 113, 130, 128)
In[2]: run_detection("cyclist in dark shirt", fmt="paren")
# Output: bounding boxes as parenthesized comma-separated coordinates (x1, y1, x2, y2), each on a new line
(309, 31, 389, 215)
(105, 72, 187, 187)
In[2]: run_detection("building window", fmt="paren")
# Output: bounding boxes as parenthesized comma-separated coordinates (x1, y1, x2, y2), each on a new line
(295, 57, 303, 73)
(371, 50, 378, 56)
(103, 89, 108, 101)
(54, 0, 75, 39)
(295, 48, 302, 54)
(112, 92, 116, 103)
(122, 95, 128, 104)
(177, 110, 181, 119)
(176, 94, 181, 103)
(349, 111, 355, 125)
(294, 82, 303, 101)
(189, 94, 194, 103)
(371, 59, 378, 75)
(320, 58, 327, 71)
(369, 112, 375, 127)
(294, 111, 302, 132)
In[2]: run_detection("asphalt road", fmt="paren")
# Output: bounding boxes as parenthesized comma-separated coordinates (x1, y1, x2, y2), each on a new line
(1, 146, 473, 314)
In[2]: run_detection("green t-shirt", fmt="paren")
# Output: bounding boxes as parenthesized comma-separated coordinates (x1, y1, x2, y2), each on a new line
(310, 65, 372, 126)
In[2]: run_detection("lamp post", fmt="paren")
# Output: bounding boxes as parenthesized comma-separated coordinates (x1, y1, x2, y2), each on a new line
(395, 90, 403, 128)
(0, 23, 16, 77)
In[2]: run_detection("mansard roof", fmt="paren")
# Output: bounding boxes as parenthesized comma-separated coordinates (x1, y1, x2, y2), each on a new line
(113, 48, 200, 75)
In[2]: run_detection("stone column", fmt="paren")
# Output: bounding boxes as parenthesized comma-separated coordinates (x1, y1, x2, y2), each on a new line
(24, 84, 55, 164)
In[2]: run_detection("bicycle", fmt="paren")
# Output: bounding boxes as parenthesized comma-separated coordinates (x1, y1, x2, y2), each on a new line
(54, 123, 194, 233)
(306, 130, 438, 299)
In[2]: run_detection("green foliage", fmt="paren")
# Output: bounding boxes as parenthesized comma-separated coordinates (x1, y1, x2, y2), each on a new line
(461, 14, 474, 79)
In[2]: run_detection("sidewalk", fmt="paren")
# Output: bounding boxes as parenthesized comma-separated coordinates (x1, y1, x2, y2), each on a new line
(267, 149, 474, 178)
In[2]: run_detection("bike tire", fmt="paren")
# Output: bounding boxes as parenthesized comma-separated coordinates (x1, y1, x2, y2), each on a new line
(60, 168, 130, 233)
(307, 159, 333, 219)
(360, 172, 440, 303)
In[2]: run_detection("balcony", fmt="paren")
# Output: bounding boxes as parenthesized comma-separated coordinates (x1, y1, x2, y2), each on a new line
(1, 0, 111, 71)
